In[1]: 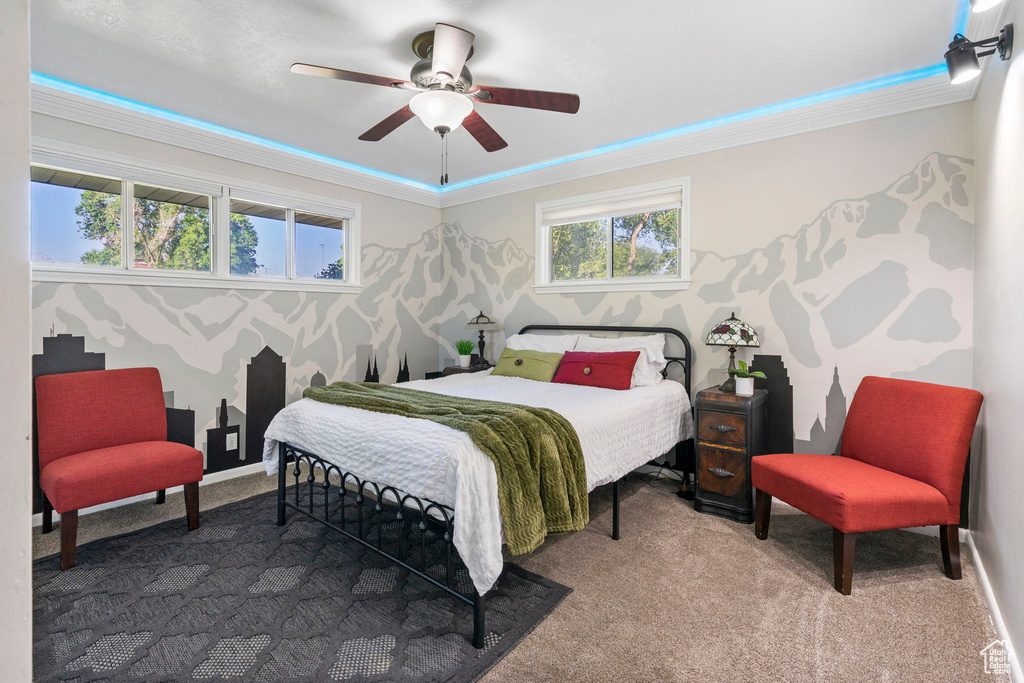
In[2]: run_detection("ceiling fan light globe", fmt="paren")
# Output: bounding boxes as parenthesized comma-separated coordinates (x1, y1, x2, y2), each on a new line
(410, 90, 474, 133)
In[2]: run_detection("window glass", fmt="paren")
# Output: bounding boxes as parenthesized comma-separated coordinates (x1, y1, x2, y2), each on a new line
(133, 184, 211, 272)
(551, 218, 608, 281)
(611, 208, 680, 278)
(295, 211, 345, 280)
(229, 200, 286, 277)
(30, 167, 122, 266)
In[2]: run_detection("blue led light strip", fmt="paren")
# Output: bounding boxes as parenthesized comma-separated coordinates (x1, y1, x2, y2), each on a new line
(30, 72, 437, 193)
(31, 0, 970, 194)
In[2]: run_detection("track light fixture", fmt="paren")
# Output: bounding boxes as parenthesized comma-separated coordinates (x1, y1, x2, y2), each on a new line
(944, 24, 1014, 85)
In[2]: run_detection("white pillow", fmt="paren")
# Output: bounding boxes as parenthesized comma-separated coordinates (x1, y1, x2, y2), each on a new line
(574, 334, 668, 387)
(505, 333, 580, 354)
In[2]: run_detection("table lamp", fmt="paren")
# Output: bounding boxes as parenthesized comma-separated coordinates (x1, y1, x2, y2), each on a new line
(704, 312, 760, 392)
(465, 311, 500, 367)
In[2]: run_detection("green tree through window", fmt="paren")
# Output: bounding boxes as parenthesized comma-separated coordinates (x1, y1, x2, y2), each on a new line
(612, 209, 679, 277)
(74, 190, 260, 274)
(314, 258, 344, 280)
(550, 209, 679, 281)
(551, 219, 607, 280)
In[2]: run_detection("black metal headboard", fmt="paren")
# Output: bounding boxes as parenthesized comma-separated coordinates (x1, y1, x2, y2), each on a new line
(517, 324, 693, 398)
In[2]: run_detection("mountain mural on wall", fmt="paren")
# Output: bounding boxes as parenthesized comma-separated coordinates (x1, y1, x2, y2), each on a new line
(438, 152, 975, 453)
(31, 152, 973, 464)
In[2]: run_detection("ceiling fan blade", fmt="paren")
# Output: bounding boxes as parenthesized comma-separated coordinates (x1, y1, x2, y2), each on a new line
(431, 23, 475, 84)
(462, 111, 508, 152)
(469, 85, 580, 114)
(291, 63, 415, 89)
(358, 106, 416, 142)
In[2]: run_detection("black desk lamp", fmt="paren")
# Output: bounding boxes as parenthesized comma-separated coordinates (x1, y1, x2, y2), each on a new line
(465, 311, 500, 368)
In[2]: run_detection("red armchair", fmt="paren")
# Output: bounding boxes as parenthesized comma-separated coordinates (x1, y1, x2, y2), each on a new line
(752, 376, 982, 594)
(35, 367, 204, 570)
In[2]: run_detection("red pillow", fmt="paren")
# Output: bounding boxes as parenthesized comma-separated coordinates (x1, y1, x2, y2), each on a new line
(551, 351, 640, 390)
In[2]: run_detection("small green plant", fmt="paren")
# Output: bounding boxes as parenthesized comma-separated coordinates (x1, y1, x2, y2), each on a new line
(455, 339, 475, 355)
(728, 360, 767, 379)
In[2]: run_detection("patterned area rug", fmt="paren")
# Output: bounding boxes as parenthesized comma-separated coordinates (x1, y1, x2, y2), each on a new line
(33, 488, 570, 682)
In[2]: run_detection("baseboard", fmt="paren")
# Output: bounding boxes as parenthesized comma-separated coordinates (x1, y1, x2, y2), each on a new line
(967, 532, 1023, 683)
(31, 462, 268, 527)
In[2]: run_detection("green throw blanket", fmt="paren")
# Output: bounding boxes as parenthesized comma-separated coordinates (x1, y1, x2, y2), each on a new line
(302, 381, 589, 555)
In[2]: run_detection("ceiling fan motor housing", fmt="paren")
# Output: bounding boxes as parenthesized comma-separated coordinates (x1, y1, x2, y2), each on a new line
(410, 58, 473, 91)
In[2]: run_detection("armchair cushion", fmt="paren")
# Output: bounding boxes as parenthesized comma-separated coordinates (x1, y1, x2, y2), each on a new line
(40, 441, 203, 514)
(36, 368, 169, 472)
(752, 453, 949, 533)
(840, 376, 982, 523)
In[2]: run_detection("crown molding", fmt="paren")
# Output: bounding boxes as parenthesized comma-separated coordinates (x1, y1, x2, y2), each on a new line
(30, 7, 994, 210)
(30, 82, 442, 209)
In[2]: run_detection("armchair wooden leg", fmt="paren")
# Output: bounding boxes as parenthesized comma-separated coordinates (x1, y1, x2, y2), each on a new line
(833, 528, 855, 595)
(940, 524, 962, 580)
(42, 494, 54, 534)
(156, 489, 166, 505)
(184, 482, 200, 531)
(754, 490, 772, 540)
(60, 510, 79, 571)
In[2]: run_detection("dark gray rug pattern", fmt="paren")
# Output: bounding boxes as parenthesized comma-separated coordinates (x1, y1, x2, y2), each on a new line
(33, 489, 570, 682)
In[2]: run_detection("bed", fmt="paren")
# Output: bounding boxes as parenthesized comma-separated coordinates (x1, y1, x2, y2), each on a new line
(263, 324, 694, 647)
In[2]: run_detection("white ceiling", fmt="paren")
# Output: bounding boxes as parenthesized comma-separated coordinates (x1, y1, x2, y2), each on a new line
(31, 0, 966, 187)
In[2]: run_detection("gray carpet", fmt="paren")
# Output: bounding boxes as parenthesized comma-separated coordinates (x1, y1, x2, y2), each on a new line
(32, 488, 570, 682)
(33, 472, 1006, 682)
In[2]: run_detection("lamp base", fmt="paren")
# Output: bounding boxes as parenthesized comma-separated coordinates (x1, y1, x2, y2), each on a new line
(719, 345, 738, 392)
(475, 330, 488, 367)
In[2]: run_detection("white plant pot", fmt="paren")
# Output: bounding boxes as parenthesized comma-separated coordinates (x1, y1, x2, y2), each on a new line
(735, 377, 755, 396)
(458, 354, 472, 368)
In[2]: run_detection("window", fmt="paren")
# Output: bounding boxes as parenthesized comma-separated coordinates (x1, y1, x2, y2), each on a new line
(30, 167, 122, 267)
(295, 211, 345, 280)
(229, 200, 286, 277)
(30, 160, 361, 293)
(536, 178, 690, 293)
(133, 184, 211, 272)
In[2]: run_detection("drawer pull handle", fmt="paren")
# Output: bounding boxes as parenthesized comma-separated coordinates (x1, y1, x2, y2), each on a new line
(710, 424, 736, 433)
(708, 467, 735, 478)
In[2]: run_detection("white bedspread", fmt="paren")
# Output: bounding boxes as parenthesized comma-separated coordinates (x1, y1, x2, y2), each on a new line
(263, 372, 691, 594)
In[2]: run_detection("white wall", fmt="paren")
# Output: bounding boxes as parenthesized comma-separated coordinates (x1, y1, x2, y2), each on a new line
(0, 0, 34, 679)
(971, 0, 1024, 674)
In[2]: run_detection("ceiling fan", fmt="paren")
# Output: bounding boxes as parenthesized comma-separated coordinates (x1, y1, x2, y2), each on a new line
(291, 23, 580, 183)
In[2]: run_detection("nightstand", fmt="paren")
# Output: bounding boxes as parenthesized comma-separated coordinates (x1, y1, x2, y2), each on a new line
(441, 364, 490, 377)
(694, 386, 768, 523)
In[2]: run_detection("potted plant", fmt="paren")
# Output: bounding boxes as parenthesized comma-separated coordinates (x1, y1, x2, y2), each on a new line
(729, 360, 766, 396)
(455, 339, 475, 368)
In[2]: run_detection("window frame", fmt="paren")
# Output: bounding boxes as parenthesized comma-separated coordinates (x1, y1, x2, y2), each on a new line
(534, 177, 691, 294)
(30, 147, 361, 293)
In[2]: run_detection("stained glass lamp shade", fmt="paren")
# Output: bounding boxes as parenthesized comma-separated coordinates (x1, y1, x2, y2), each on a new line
(704, 312, 760, 392)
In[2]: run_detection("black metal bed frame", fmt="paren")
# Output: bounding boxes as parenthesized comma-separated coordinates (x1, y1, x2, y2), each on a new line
(276, 323, 694, 649)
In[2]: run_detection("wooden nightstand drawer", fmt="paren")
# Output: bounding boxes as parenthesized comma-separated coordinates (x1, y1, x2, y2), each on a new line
(697, 446, 748, 498)
(697, 410, 747, 447)
(693, 386, 767, 524)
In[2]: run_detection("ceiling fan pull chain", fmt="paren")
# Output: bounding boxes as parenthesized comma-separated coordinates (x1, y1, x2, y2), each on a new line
(444, 132, 449, 185)
(439, 132, 445, 185)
